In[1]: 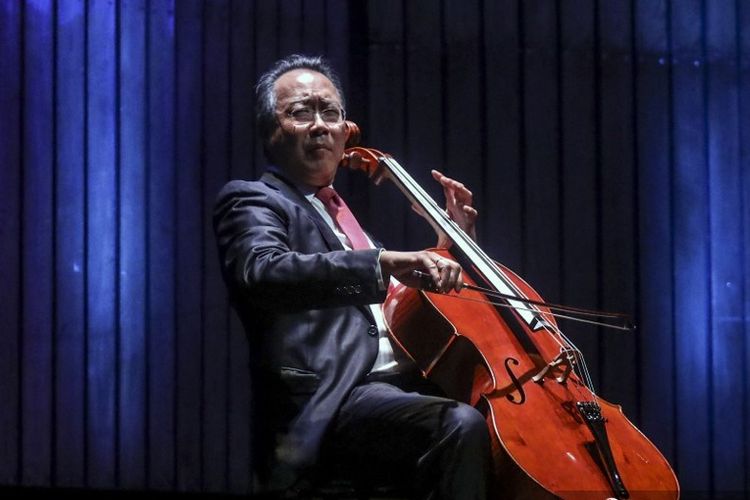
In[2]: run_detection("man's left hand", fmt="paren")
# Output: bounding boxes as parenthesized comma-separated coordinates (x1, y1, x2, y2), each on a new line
(431, 169, 477, 248)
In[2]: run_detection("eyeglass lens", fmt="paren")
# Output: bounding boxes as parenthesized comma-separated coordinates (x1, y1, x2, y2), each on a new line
(288, 105, 344, 124)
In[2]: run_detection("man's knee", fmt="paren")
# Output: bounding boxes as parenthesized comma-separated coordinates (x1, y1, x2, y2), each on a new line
(444, 403, 490, 448)
(424, 403, 489, 499)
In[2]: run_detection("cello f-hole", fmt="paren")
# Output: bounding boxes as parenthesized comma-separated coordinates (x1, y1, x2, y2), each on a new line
(504, 357, 526, 405)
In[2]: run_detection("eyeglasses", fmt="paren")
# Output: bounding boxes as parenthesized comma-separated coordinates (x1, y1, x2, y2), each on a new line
(283, 104, 346, 126)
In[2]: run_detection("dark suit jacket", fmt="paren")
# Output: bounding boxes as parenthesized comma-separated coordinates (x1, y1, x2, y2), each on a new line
(213, 171, 387, 490)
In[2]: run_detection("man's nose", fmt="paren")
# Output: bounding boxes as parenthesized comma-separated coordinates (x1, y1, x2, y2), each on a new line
(309, 112, 330, 134)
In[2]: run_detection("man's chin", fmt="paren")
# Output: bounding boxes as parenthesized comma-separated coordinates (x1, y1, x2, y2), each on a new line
(301, 160, 338, 185)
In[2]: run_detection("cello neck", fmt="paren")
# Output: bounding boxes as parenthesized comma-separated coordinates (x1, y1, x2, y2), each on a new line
(378, 155, 548, 331)
(380, 157, 477, 254)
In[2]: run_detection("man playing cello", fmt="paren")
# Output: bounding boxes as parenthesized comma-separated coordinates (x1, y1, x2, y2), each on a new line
(214, 54, 490, 499)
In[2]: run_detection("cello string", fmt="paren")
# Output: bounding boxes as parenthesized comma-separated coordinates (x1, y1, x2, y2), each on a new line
(384, 157, 599, 398)
(522, 311, 596, 398)
(459, 285, 599, 398)
(388, 157, 599, 399)
(412, 197, 600, 396)
(537, 318, 598, 398)
(402, 174, 600, 397)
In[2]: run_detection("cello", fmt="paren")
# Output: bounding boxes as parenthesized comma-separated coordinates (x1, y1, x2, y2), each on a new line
(340, 123, 680, 499)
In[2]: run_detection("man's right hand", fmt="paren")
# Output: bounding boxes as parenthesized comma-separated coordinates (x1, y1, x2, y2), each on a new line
(379, 250, 462, 294)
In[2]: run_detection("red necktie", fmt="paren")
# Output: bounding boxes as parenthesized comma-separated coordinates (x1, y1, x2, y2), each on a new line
(315, 187, 371, 250)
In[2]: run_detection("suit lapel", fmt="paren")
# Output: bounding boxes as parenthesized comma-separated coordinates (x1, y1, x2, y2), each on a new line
(261, 171, 345, 252)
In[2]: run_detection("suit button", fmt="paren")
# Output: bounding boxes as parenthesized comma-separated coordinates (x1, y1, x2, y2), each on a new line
(367, 325, 378, 337)
(354, 285, 362, 294)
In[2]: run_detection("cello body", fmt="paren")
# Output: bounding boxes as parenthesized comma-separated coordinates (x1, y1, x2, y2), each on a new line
(341, 136, 679, 499)
(384, 249, 679, 499)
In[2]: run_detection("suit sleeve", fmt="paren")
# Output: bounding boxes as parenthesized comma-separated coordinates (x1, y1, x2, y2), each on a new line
(213, 180, 387, 311)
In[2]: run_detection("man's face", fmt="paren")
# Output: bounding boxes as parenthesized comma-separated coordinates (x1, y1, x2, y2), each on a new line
(268, 69, 347, 187)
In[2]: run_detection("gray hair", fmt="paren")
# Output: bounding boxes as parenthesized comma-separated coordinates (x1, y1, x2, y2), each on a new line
(255, 54, 346, 156)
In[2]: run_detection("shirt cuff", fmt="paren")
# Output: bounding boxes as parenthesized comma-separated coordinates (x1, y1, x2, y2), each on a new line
(376, 248, 387, 291)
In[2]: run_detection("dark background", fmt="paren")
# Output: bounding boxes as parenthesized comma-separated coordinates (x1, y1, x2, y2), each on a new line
(0, 0, 748, 497)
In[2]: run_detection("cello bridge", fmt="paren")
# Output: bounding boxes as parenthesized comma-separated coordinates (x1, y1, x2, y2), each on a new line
(532, 349, 576, 385)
